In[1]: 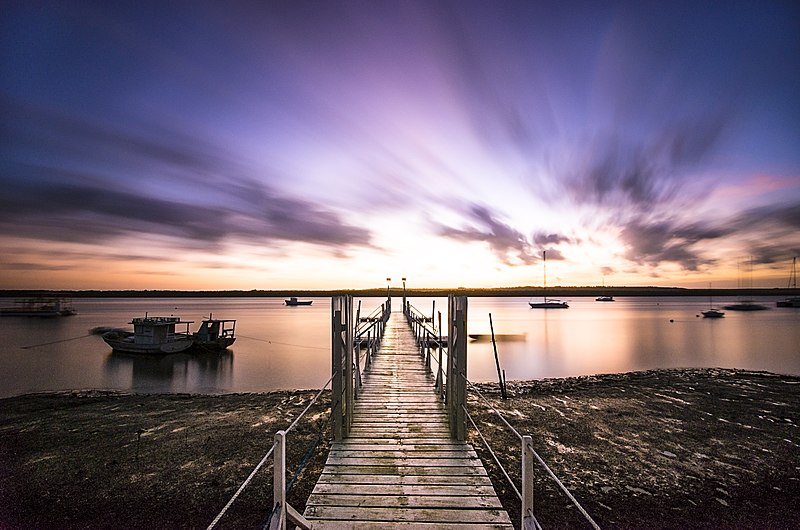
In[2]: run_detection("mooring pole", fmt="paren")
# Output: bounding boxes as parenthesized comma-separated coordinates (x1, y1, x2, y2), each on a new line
(489, 313, 507, 399)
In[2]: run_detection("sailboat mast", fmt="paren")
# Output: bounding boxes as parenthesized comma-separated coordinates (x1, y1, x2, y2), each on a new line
(790, 257, 797, 289)
(543, 250, 547, 291)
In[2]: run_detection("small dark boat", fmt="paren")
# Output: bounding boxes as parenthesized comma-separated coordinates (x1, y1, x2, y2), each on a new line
(776, 297, 800, 308)
(723, 301, 769, 311)
(285, 297, 312, 306)
(468, 333, 527, 342)
(702, 308, 725, 318)
(529, 299, 569, 309)
(192, 316, 236, 350)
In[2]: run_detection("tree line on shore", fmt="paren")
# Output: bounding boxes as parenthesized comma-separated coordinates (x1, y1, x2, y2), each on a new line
(1, 286, 797, 299)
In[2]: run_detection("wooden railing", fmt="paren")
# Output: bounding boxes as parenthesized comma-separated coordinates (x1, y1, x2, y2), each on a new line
(404, 295, 467, 441)
(331, 295, 390, 441)
(404, 295, 600, 529)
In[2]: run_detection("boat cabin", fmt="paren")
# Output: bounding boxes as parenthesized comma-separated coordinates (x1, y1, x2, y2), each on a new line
(194, 318, 236, 342)
(130, 316, 193, 346)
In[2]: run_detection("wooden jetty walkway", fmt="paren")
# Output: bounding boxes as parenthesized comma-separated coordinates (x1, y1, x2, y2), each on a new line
(303, 310, 513, 528)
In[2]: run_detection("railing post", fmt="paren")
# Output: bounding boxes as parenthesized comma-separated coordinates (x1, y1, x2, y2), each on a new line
(331, 299, 343, 441)
(344, 295, 354, 436)
(332, 295, 353, 440)
(447, 295, 467, 441)
(522, 435, 534, 529)
(437, 310, 444, 397)
(273, 430, 287, 530)
(425, 331, 431, 370)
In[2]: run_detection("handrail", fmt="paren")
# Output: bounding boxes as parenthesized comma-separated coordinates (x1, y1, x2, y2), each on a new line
(402, 301, 599, 529)
(206, 441, 277, 530)
(461, 371, 601, 530)
(207, 373, 334, 530)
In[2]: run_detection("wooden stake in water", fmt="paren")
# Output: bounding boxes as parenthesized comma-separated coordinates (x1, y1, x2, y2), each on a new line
(489, 313, 507, 400)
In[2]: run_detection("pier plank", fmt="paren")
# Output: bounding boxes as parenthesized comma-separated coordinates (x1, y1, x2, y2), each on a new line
(304, 312, 512, 527)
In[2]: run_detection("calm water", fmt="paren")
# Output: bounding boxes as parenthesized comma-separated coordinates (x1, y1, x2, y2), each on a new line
(1, 296, 798, 398)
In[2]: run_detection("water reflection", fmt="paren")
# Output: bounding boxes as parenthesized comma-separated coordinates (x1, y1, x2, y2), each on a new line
(104, 350, 233, 393)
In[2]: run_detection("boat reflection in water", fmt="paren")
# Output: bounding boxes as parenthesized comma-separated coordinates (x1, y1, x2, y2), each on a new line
(103, 350, 234, 393)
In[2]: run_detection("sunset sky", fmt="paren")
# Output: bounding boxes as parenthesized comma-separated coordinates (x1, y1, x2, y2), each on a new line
(2, 1, 799, 290)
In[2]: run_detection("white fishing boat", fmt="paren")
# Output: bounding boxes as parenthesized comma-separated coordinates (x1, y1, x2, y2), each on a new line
(102, 315, 194, 354)
(595, 295, 614, 302)
(529, 251, 568, 309)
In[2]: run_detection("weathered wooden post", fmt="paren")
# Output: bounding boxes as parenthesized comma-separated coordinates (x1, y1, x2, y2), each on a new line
(272, 430, 287, 529)
(331, 295, 353, 441)
(522, 435, 535, 529)
(331, 298, 343, 441)
(447, 295, 467, 441)
(354, 300, 362, 395)
(344, 295, 354, 435)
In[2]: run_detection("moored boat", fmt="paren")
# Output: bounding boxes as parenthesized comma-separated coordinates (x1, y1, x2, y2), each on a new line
(702, 308, 725, 318)
(595, 296, 614, 302)
(723, 301, 769, 311)
(285, 297, 312, 306)
(776, 296, 800, 308)
(529, 299, 569, 309)
(102, 315, 194, 354)
(192, 316, 236, 350)
(529, 251, 569, 309)
(0, 297, 76, 317)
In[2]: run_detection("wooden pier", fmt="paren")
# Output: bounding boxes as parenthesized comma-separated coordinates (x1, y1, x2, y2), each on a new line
(303, 310, 513, 528)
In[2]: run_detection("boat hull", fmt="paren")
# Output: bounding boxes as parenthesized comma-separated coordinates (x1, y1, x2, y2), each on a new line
(285, 300, 313, 306)
(192, 337, 236, 351)
(102, 331, 194, 354)
(723, 303, 769, 311)
(529, 302, 569, 309)
(776, 297, 800, 308)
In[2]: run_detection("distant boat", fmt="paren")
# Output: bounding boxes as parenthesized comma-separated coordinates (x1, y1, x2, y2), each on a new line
(702, 283, 724, 318)
(468, 333, 526, 342)
(285, 297, 312, 306)
(102, 315, 194, 354)
(595, 296, 614, 302)
(777, 257, 799, 307)
(776, 297, 800, 308)
(724, 257, 769, 311)
(723, 301, 768, 311)
(529, 251, 568, 309)
(0, 297, 76, 317)
(192, 315, 236, 350)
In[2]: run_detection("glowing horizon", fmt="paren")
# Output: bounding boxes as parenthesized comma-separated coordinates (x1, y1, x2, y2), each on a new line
(2, 2, 799, 291)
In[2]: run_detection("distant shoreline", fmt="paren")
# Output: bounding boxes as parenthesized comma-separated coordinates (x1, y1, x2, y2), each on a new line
(2, 286, 798, 299)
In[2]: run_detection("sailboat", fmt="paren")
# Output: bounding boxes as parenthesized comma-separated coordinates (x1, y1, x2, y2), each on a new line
(529, 251, 569, 309)
(777, 257, 800, 308)
(702, 283, 724, 318)
(723, 256, 768, 311)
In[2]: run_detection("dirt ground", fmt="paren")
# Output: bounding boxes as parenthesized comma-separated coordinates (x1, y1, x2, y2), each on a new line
(468, 369, 800, 529)
(1, 368, 798, 529)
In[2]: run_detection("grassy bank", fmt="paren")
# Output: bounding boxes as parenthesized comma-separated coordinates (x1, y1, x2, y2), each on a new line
(1, 369, 798, 528)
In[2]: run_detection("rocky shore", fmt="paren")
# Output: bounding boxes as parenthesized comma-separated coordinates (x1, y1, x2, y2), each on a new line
(1, 368, 798, 529)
